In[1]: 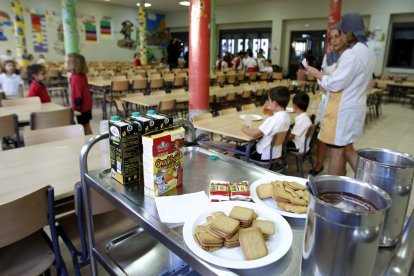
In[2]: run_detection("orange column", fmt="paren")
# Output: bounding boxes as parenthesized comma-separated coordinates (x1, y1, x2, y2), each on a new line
(189, 0, 211, 117)
(325, 0, 342, 51)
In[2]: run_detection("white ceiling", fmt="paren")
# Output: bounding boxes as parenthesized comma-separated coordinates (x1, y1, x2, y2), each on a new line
(83, 0, 254, 13)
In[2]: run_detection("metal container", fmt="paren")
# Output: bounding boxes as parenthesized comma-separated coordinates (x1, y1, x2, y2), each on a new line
(301, 176, 391, 276)
(356, 148, 414, 247)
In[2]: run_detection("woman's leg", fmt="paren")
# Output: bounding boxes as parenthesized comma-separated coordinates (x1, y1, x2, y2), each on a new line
(315, 139, 327, 171)
(82, 123, 93, 135)
(344, 143, 358, 172)
(328, 147, 346, 176)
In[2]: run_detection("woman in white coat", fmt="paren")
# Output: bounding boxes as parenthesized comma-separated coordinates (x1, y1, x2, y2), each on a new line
(305, 13, 375, 175)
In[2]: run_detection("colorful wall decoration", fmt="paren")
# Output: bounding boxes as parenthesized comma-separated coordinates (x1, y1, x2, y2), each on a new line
(11, 0, 28, 67)
(31, 13, 48, 52)
(0, 10, 11, 41)
(83, 16, 97, 42)
(138, 6, 147, 65)
(145, 13, 169, 46)
(100, 17, 112, 40)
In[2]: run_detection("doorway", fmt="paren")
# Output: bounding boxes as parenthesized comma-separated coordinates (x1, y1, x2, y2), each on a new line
(288, 30, 326, 79)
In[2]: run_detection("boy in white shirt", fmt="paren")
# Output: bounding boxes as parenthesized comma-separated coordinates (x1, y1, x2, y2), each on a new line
(239, 86, 291, 160)
(0, 60, 24, 99)
(261, 59, 273, 74)
(243, 52, 257, 73)
(287, 93, 312, 153)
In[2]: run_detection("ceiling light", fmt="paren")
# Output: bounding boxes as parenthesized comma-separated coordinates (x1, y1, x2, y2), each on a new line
(179, 1, 190, 6)
(136, 2, 152, 7)
(104, 0, 110, 2)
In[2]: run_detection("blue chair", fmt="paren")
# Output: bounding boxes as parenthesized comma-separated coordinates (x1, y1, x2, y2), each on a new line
(0, 186, 67, 275)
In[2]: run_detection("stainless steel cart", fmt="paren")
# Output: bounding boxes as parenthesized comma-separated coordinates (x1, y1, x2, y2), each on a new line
(79, 121, 409, 275)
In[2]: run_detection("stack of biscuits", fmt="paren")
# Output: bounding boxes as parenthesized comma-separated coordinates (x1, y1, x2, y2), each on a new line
(257, 180, 309, 214)
(193, 206, 276, 260)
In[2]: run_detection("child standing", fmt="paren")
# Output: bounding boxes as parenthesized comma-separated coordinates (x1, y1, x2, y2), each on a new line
(27, 64, 50, 103)
(0, 60, 24, 99)
(239, 86, 291, 160)
(287, 93, 312, 153)
(65, 53, 92, 135)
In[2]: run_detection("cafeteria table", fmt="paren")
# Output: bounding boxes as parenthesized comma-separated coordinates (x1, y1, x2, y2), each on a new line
(81, 136, 401, 275)
(0, 102, 67, 124)
(0, 135, 104, 205)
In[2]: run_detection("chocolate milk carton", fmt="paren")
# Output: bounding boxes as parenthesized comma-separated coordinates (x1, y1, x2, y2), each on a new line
(109, 115, 140, 185)
(142, 127, 185, 197)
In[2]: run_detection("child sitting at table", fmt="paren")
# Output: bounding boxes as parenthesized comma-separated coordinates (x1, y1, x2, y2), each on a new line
(27, 64, 51, 103)
(0, 60, 24, 99)
(65, 53, 93, 135)
(239, 86, 291, 160)
(287, 93, 312, 153)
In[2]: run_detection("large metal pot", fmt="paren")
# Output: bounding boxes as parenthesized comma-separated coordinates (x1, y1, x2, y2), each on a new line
(356, 148, 414, 247)
(301, 176, 391, 276)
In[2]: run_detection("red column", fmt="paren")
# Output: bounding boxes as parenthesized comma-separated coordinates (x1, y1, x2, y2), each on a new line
(189, 0, 211, 116)
(325, 0, 342, 52)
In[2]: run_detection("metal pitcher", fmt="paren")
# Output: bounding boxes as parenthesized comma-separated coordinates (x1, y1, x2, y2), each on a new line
(356, 148, 414, 247)
(301, 176, 391, 276)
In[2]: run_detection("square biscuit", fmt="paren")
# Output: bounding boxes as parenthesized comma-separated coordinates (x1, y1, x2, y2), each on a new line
(229, 206, 254, 222)
(284, 181, 306, 191)
(239, 227, 268, 260)
(257, 183, 274, 199)
(211, 215, 240, 236)
(252, 220, 276, 235)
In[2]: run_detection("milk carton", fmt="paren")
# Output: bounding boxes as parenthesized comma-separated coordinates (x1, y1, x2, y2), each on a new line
(109, 116, 140, 185)
(145, 110, 173, 131)
(142, 127, 185, 197)
(130, 111, 156, 135)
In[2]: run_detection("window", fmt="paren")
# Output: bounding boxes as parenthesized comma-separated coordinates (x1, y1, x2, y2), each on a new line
(219, 28, 271, 58)
(387, 22, 414, 69)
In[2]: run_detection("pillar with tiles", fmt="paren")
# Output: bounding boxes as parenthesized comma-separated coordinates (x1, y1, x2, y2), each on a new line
(61, 0, 79, 54)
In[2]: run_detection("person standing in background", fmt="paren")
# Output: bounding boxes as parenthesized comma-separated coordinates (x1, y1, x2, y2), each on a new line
(305, 13, 375, 175)
(65, 53, 93, 135)
(232, 52, 242, 71)
(36, 54, 46, 65)
(27, 64, 50, 103)
(0, 60, 24, 99)
(0, 49, 15, 62)
(310, 25, 347, 176)
(257, 51, 265, 72)
(243, 51, 257, 73)
(134, 53, 142, 67)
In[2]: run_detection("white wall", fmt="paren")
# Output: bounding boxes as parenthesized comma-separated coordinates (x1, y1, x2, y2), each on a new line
(166, 0, 414, 75)
(0, 0, 161, 62)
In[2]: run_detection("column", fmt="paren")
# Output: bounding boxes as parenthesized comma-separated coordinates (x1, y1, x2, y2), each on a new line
(325, 0, 342, 51)
(10, 0, 28, 68)
(189, 0, 211, 119)
(138, 1, 147, 65)
(61, 0, 79, 54)
(209, 0, 216, 71)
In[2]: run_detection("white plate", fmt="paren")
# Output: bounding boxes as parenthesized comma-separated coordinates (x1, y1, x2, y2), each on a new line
(286, 107, 294, 113)
(183, 201, 293, 269)
(250, 175, 308, 219)
(239, 114, 263, 121)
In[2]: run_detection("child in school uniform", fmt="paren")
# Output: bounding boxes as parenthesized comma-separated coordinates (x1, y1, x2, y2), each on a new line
(27, 64, 50, 103)
(65, 53, 93, 135)
(0, 60, 24, 99)
(287, 93, 312, 153)
(239, 86, 291, 160)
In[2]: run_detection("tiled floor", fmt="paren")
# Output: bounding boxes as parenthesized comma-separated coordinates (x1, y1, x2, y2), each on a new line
(55, 97, 414, 275)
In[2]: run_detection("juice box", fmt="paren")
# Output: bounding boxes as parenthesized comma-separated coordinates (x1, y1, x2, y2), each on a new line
(109, 116, 140, 185)
(130, 112, 156, 134)
(146, 110, 173, 131)
(142, 127, 185, 197)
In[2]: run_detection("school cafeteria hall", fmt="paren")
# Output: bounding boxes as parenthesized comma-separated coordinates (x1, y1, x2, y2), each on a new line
(1, 0, 414, 275)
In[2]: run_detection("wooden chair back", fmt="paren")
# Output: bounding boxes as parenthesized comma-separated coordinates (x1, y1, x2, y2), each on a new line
(24, 125, 85, 146)
(132, 78, 148, 90)
(192, 112, 213, 122)
(225, 92, 237, 101)
(0, 114, 18, 138)
(114, 99, 128, 117)
(158, 99, 176, 114)
(241, 90, 252, 99)
(0, 186, 49, 248)
(249, 72, 257, 81)
(111, 80, 129, 92)
(242, 103, 256, 110)
(274, 131, 288, 147)
(216, 74, 226, 85)
(173, 77, 185, 87)
(30, 107, 72, 130)
(237, 72, 245, 82)
(272, 72, 283, 80)
(2, 97, 41, 107)
(260, 72, 269, 80)
(150, 78, 164, 90)
(219, 107, 237, 116)
(227, 74, 236, 84)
